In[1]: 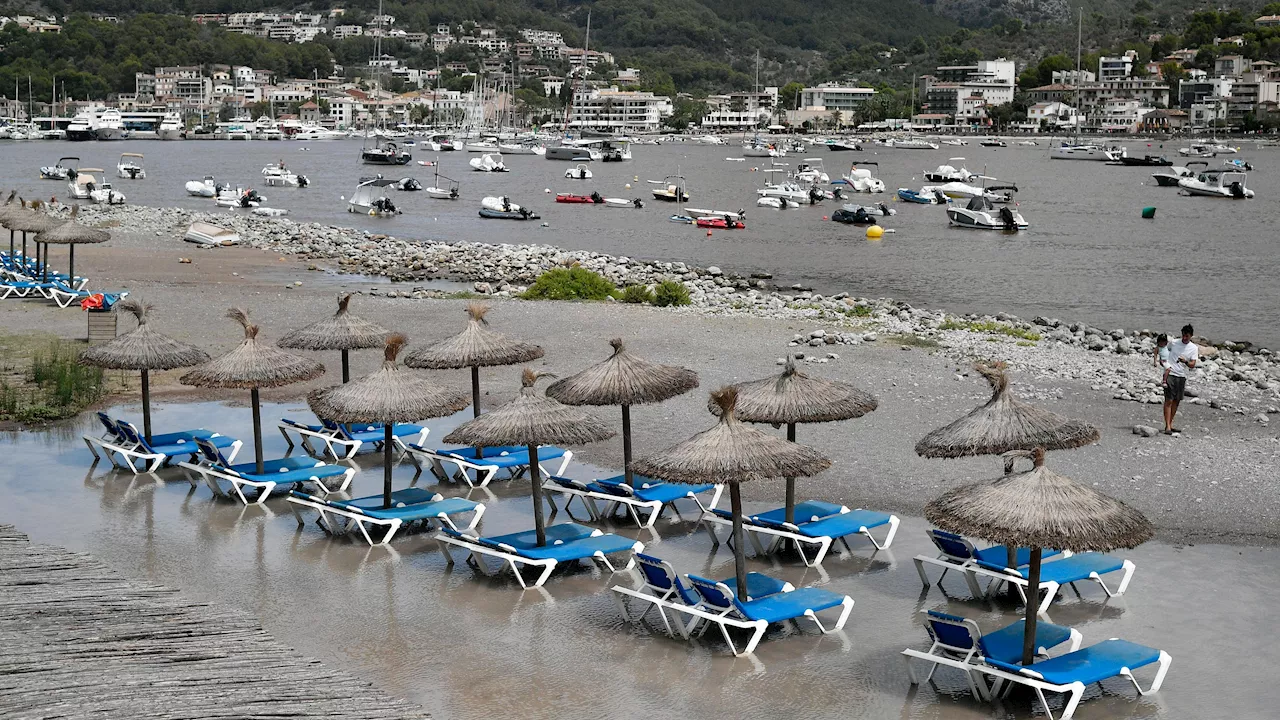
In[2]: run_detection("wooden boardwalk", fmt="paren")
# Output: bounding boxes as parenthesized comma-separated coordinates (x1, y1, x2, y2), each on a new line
(0, 525, 428, 719)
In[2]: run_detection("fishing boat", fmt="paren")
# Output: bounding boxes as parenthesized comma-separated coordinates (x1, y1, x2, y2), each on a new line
(565, 164, 593, 179)
(1118, 155, 1172, 167)
(89, 181, 126, 205)
(556, 192, 604, 204)
(839, 162, 885, 193)
(348, 177, 401, 215)
(1177, 169, 1254, 198)
(896, 187, 950, 204)
(650, 174, 689, 202)
(1151, 162, 1207, 186)
(947, 196, 1028, 230)
(469, 153, 508, 172)
(68, 169, 104, 200)
(261, 163, 309, 187)
(40, 156, 78, 181)
(924, 159, 976, 183)
(116, 153, 146, 180)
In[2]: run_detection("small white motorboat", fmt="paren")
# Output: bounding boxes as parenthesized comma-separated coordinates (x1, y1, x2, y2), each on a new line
(469, 153, 508, 172)
(650, 175, 690, 202)
(481, 196, 524, 213)
(840, 162, 885, 193)
(757, 197, 800, 209)
(565, 164, 593, 179)
(348, 177, 401, 215)
(261, 163, 309, 187)
(685, 207, 744, 221)
(1016, 140, 1038, 146)
(117, 153, 146, 179)
(604, 197, 644, 208)
(942, 138, 968, 146)
(793, 159, 829, 184)
(183, 221, 240, 246)
(185, 175, 222, 197)
(924, 159, 975, 183)
(89, 181, 126, 205)
(40, 156, 78, 181)
(1177, 169, 1254, 198)
(215, 188, 263, 208)
(947, 196, 1028, 230)
(1151, 162, 1207, 187)
(888, 138, 939, 150)
(68, 169, 104, 200)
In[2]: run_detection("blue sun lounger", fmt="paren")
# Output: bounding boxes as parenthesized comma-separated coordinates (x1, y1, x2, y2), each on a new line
(684, 574, 855, 656)
(84, 413, 241, 473)
(976, 552, 1138, 614)
(704, 500, 900, 565)
(902, 610, 1082, 701)
(278, 417, 429, 459)
(915, 529, 1072, 600)
(543, 475, 723, 528)
(980, 639, 1172, 720)
(177, 437, 354, 505)
(611, 553, 793, 640)
(405, 443, 573, 488)
(287, 488, 484, 545)
(435, 522, 643, 589)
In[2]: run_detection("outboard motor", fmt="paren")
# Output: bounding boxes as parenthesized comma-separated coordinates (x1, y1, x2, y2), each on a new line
(632, 198, 644, 208)
(449, 187, 459, 199)
(1230, 182, 1245, 199)
(999, 206, 1017, 230)
(832, 187, 845, 200)
(878, 203, 890, 216)
(808, 186, 823, 204)
(853, 207, 872, 224)
(591, 191, 603, 203)
(215, 181, 231, 195)
(933, 190, 948, 204)
(518, 207, 532, 219)
(86, 181, 96, 193)
(501, 196, 512, 212)
(297, 175, 310, 188)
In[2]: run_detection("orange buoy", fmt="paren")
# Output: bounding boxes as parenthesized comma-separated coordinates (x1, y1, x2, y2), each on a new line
(706, 230, 713, 236)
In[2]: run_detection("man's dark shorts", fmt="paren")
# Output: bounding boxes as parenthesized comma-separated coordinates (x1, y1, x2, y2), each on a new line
(1164, 375, 1186, 402)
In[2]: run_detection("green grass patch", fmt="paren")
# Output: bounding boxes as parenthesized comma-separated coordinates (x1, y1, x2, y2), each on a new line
(652, 280, 692, 307)
(522, 267, 616, 301)
(939, 318, 1042, 341)
(618, 285, 656, 304)
(0, 339, 106, 424)
(886, 333, 940, 349)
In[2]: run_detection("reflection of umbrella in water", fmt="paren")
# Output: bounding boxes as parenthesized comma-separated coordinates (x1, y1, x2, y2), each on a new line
(926, 447, 1153, 665)
(403, 303, 544, 421)
(4, 200, 60, 277)
(915, 363, 1100, 459)
(79, 298, 210, 442)
(180, 308, 324, 474)
(35, 205, 109, 282)
(307, 334, 469, 508)
(715, 354, 876, 523)
(546, 338, 697, 485)
(633, 387, 831, 598)
(444, 368, 614, 547)
(278, 293, 389, 383)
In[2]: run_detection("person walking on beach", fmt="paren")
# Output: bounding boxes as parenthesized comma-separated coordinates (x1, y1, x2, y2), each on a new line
(1162, 325, 1199, 435)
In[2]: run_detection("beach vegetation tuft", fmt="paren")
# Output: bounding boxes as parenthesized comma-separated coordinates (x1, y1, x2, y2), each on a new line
(939, 318, 1042, 341)
(652, 280, 692, 307)
(618, 285, 656, 304)
(522, 267, 616, 301)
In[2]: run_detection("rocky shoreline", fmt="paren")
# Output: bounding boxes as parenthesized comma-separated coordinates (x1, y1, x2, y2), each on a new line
(78, 204, 1280, 420)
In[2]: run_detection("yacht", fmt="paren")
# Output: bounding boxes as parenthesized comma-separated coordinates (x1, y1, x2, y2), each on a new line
(361, 141, 412, 165)
(158, 112, 183, 140)
(65, 108, 99, 141)
(947, 196, 1028, 230)
(1177, 169, 1253, 198)
(253, 117, 283, 141)
(545, 140, 602, 161)
(1049, 143, 1124, 161)
(887, 137, 939, 150)
(95, 109, 124, 140)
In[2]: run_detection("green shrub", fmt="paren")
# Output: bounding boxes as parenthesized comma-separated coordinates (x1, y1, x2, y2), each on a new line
(938, 318, 1042, 341)
(618, 285, 655, 304)
(652, 280, 692, 307)
(522, 267, 616, 301)
(0, 341, 106, 423)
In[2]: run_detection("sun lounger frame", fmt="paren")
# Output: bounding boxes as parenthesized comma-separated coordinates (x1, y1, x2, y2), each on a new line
(684, 576, 854, 656)
(84, 417, 241, 474)
(543, 476, 723, 528)
(405, 445, 572, 488)
(287, 491, 484, 545)
(177, 459, 354, 505)
(435, 529, 642, 589)
(700, 506, 899, 566)
(278, 419, 429, 460)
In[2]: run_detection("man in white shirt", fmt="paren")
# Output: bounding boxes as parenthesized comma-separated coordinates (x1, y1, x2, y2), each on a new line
(1162, 323, 1199, 435)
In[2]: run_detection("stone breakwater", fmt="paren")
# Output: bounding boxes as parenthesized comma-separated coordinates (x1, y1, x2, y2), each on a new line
(80, 204, 1280, 418)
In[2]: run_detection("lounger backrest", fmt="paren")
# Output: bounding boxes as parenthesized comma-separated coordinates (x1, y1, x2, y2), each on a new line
(686, 575, 749, 618)
(923, 610, 980, 653)
(319, 418, 347, 436)
(98, 412, 123, 440)
(636, 555, 701, 605)
(115, 421, 154, 454)
(194, 436, 229, 466)
(927, 529, 977, 561)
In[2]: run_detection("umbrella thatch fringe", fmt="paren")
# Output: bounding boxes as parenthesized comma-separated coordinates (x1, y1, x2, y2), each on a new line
(914, 363, 1099, 459)
(632, 387, 831, 485)
(3, 199, 59, 233)
(403, 303, 544, 369)
(277, 294, 389, 351)
(180, 308, 324, 389)
(306, 334, 469, 424)
(80, 298, 210, 371)
(443, 368, 615, 447)
(545, 338, 698, 407)
(36, 205, 109, 245)
(713, 355, 877, 424)
(925, 448, 1154, 552)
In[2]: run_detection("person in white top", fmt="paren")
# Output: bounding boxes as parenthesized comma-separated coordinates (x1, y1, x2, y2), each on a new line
(1162, 324, 1199, 435)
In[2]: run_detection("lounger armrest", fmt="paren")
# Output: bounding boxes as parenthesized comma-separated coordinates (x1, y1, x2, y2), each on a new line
(974, 559, 1023, 576)
(280, 418, 309, 429)
(984, 658, 1043, 679)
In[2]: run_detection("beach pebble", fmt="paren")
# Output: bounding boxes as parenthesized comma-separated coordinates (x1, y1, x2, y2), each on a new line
(178, 258, 191, 264)
(706, 266, 722, 276)
(810, 329, 826, 339)
(1256, 413, 1270, 424)
(1133, 425, 1158, 437)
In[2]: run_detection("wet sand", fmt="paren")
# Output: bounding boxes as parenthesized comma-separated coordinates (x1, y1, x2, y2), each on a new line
(2, 232, 1277, 719)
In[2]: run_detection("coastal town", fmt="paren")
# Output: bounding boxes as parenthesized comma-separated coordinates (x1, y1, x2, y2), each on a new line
(6, 9, 1280, 135)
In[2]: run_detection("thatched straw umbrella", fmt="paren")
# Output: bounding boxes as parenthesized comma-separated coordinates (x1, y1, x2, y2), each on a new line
(403, 303, 544, 422)
(633, 388, 831, 598)
(926, 447, 1153, 665)
(5, 200, 60, 274)
(278, 294, 389, 383)
(79, 298, 210, 442)
(716, 354, 877, 523)
(308, 335, 469, 508)
(915, 363, 1099, 459)
(0, 191, 19, 257)
(180, 308, 325, 474)
(36, 205, 109, 282)
(545, 338, 698, 486)
(444, 368, 614, 547)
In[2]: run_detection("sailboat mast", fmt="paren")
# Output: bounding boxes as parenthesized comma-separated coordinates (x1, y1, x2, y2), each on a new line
(1074, 8, 1082, 141)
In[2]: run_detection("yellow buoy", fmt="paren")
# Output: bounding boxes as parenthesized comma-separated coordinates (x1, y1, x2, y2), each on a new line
(866, 225, 884, 239)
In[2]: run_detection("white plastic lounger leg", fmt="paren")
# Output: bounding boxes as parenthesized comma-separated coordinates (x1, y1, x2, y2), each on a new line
(1037, 580, 1062, 614)
(866, 514, 900, 550)
(1097, 559, 1137, 596)
(804, 596, 854, 633)
(737, 620, 769, 656)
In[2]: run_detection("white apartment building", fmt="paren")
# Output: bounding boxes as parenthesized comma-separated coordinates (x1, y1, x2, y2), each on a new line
(799, 83, 877, 112)
(1051, 70, 1096, 84)
(459, 35, 509, 54)
(521, 29, 564, 46)
(1098, 51, 1138, 81)
(1028, 101, 1078, 127)
(568, 88, 673, 131)
(332, 24, 363, 40)
(701, 89, 778, 128)
(1090, 98, 1153, 132)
